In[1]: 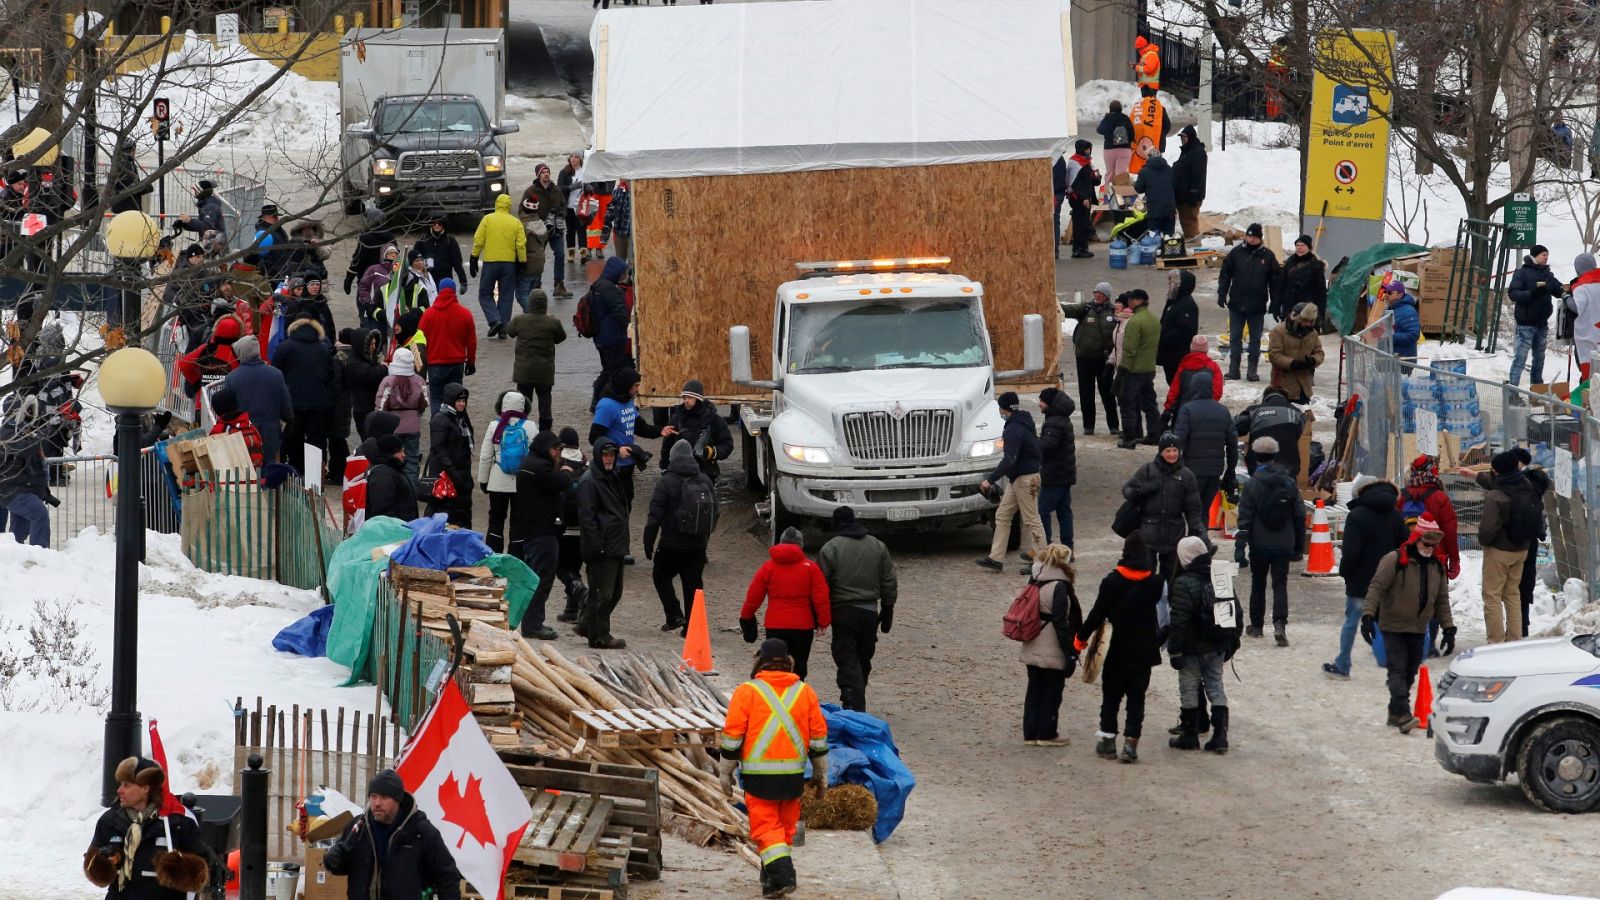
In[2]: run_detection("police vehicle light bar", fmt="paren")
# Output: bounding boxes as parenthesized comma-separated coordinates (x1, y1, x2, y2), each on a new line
(795, 257, 952, 273)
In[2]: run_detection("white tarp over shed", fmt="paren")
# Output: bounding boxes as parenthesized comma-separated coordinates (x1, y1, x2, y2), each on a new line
(583, 0, 1075, 179)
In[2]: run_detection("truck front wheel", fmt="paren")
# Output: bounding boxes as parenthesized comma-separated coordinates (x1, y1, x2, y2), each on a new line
(1517, 716, 1600, 813)
(769, 487, 801, 547)
(342, 180, 365, 217)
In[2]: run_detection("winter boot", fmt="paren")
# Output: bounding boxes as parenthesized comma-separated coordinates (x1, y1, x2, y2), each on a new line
(1385, 712, 1403, 728)
(556, 583, 586, 623)
(1203, 706, 1230, 754)
(1274, 623, 1288, 647)
(1094, 734, 1118, 759)
(1119, 737, 1139, 764)
(1169, 709, 1200, 750)
(1226, 357, 1241, 380)
(759, 862, 773, 897)
(1246, 357, 1261, 382)
(764, 856, 797, 897)
(1245, 625, 1263, 638)
(1395, 713, 1419, 734)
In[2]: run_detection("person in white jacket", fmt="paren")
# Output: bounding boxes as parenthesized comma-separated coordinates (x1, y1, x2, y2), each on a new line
(1569, 252, 1600, 381)
(478, 390, 531, 553)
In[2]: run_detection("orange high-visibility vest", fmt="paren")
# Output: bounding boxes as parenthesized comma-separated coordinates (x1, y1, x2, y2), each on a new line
(1137, 46, 1161, 89)
(1129, 96, 1166, 175)
(719, 670, 829, 776)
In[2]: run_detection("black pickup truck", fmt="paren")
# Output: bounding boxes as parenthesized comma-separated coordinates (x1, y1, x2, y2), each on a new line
(341, 93, 518, 216)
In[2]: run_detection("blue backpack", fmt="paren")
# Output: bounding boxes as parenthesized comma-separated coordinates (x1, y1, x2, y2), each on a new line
(497, 419, 530, 475)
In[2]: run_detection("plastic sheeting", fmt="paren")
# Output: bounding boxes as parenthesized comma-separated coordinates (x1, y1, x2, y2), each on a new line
(821, 703, 915, 843)
(272, 605, 335, 657)
(1328, 242, 1426, 334)
(584, 0, 1074, 180)
(389, 515, 538, 629)
(325, 516, 414, 682)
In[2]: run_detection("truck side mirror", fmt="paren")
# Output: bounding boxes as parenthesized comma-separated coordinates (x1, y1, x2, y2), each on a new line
(493, 122, 520, 136)
(995, 314, 1045, 379)
(345, 125, 375, 142)
(730, 326, 781, 390)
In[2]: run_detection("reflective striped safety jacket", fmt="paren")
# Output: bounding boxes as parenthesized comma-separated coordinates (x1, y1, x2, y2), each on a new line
(720, 670, 830, 801)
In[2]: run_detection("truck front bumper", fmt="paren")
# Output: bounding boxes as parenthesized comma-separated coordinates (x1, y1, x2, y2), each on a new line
(1433, 735, 1503, 784)
(776, 469, 993, 527)
(376, 178, 508, 213)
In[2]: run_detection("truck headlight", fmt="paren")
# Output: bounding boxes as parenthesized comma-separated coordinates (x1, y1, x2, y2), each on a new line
(372, 158, 397, 177)
(783, 444, 831, 465)
(482, 155, 505, 174)
(969, 438, 1003, 458)
(1442, 676, 1515, 703)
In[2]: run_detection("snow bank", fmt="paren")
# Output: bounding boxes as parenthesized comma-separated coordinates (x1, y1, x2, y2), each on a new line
(1077, 78, 1195, 124)
(0, 529, 374, 898)
(1438, 890, 1599, 900)
(1450, 549, 1593, 639)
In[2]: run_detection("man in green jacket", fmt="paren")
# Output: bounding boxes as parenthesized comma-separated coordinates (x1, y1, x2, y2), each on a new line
(471, 193, 529, 337)
(1116, 289, 1162, 449)
(1061, 281, 1120, 435)
(819, 506, 898, 712)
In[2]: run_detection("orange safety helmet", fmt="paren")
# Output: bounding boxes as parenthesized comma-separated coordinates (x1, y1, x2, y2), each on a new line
(1135, 36, 1149, 50)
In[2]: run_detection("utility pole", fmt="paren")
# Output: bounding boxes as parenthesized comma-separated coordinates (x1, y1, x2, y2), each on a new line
(1198, 28, 1214, 146)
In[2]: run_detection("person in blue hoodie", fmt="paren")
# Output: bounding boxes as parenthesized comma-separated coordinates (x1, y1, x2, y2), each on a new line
(590, 368, 671, 519)
(1381, 275, 1421, 360)
(976, 392, 1044, 572)
(589, 255, 633, 411)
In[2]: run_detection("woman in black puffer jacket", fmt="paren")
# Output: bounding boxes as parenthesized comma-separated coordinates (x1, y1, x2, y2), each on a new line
(1121, 432, 1207, 581)
(425, 383, 475, 526)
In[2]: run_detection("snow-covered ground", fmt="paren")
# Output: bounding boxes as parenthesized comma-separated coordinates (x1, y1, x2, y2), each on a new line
(0, 529, 375, 899)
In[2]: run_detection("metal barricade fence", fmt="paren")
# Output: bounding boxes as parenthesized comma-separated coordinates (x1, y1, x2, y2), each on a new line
(42, 450, 180, 549)
(87, 162, 268, 254)
(1340, 317, 1599, 601)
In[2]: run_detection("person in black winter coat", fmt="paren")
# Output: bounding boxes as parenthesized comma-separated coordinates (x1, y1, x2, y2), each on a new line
(338, 329, 387, 441)
(1277, 234, 1329, 325)
(513, 429, 570, 640)
(364, 434, 418, 523)
(554, 429, 590, 624)
(354, 410, 399, 459)
(1170, 125, 1207, 239)
(578, 437, 632, 648)
(661, 379, 733, 479)
(978, 392, 1046, 571)
(589, 256, 634, 411)
(271, 317, 335, 479)
(645, 440, 718, 632)
(1217, 224, 1282, 381)
(84, 756, 211, 900)
(1096, 100, 1135, 179)
(1324, 476, 1406, 679)
(1234, 436, 1305, 645)
(175, 180, 226, 240)
(426, 384, 475, 527)
(1506, 245, 1558, 387)
(1132, 150, 1176, 238)
(342, 205, 395, 295)
(1035, 388, 1077, 547)
(1166, 536, 1238, 753)
(413, 213, 470, 290)
(1172, 370, 1236, 513)
(1156, 269, 1199, 384)
(1235, 386, 1306, 477)
(324, 770, 461, 900)
(1079, 532, 1164, 763)
(1057, 139, 1101, 259)
(1122, 432, 1207, 582)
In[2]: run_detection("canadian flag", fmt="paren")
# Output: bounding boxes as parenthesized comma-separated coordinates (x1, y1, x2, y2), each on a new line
(396, 680, 531, 900)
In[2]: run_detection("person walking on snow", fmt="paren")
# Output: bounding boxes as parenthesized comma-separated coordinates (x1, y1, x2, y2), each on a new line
(976, 392, 1045, 571)
(1506, 244, 1559, 387)
(1018, 543, 1081, 746)
(1166, 536, 1238, 753)
(819, 506, 897, 713)
(1217, 223, 1280, 381)
(718, 638, 830, 899)
(477, 389, 531, 554)
(1115, 289, 1162, 449)
(741, 526, 831, 679)
(1324, 475, 1408, 680)
(1036, 388, 1077, 548)
(425, 384, 475, 527)
(1476, 450, 1544, 643)
(644, 439, 718, 634)
(1234, 436, 1305, 645)
(1361, 516, 1454, 733)
(1265, 301, 1323, 404)
(1061, 283, 1120, 435)
(1078, 531, 1163, 763)
(469, 193, 527, 338)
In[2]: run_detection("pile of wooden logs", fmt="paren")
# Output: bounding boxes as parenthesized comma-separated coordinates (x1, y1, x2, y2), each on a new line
(459, 617, 524, 749)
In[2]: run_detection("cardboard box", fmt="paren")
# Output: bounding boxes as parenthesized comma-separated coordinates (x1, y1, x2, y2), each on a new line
(1297, 409, 1316, 489)
(302, 847, 346, 900)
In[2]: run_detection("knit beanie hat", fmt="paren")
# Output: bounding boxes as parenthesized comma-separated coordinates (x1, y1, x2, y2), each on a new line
(1177, 535, 1210, 567)
(832, 506, 857, 530)
(1294, 233, 1314, 249)
(234, 335, 260, 362)
(367, 769, 406, 803)
(1414, 514, 1444, 544)
(1118, 531, 1153, 570)
(1190, 334, 1208, 352)
(388, 347, 415, 376)
(1575, 253, 1596, 275)
(211, 388, 239, 417)
(1095, 281, 1114, 298)
(376, 434, 404, 456)
(778, 526, 805, 547)
(757, 637, 790, 662)
(997, 391, 1019, 411)
(1158, 431, 1180, 451)
(681, 379, 706, 401)
(559, 427, 581, 448)
(1407, 454, 1438, 487)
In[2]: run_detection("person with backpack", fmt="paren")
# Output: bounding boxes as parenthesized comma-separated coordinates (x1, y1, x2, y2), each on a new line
(512, 429, 570, 641)
(425, 384, 475, 527)
(1234, 436, 1305, 646)
(577, 437, 632, 649)
(1078, 532, 1163, 764)
(222, 336, 294, 466)
(1166, 536, 1238, 753)
(208, 388, 265, 470)
(506, 290, 567, 433)
(585, 257, 634, 412)
(1096, 99, 1135, 181)
(819, 506, 898, 713)
(644, 440, 719, 633)
(477, 390, 532, 554)
(741, 527, 831, 679)
(375, 347, 428, 486)
(663, 380, 734, 479)
(1476, 450, 1542, 643)
(1324, 475, 1408, 681)
(1012, 543, 1080, 746)
(1235, 387, 1307, 479)
(176, 314, 243, 409)
(554, 428, 591, 624)
(1361, 515, 1454, 733)
(1172, 371, 1236, 515)
(1061, 283, 1120, 435)
(1477, 448, 1550, 638)
(1121, 431, 1207, 582)
(1035, 388, 1077, 548)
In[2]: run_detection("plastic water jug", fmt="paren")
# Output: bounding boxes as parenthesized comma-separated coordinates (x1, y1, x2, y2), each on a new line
(1109, 239, 1129, 269)
(1137, 231, 1162, 265)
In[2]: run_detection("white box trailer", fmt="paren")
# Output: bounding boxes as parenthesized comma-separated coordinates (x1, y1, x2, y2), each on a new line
(339, 28, 506, 128)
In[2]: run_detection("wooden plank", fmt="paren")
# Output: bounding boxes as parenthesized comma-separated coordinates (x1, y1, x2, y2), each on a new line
(530, 793, 577, 848)
(551, 795, 595, 854)
(471, 683, 515, 706)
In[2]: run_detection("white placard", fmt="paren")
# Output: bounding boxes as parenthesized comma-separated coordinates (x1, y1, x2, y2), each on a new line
(304, 442, 324, 492)
(215, 13, 238, 46)
(1555, 448, 1573, 498)
(1211, 559, 1238, 599)
(1414, 409, 1438, 456)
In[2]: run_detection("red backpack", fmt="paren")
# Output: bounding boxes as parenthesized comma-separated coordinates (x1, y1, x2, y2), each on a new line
(572, 288, 598, 338)
(1002, 581, 1045, 642)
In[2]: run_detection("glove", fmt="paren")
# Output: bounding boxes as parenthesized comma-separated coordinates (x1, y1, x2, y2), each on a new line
(479, 483, 489, 494)
(343, 272, 356, 294)
(1440, 626, 1457, 656)
(1447, 558, 1461, 580)
(643, 543, 654, 561)
(465, 363, 476, 377)
(879, 608, 893, 634)
(1217, 297, 1227, 310)
(469, 256, 480, 278)
(1359, 614, 1376, 645)
(717, 756, 738, 794)
(740, 618, 758, 643)
(808, 754, 829, 790)
(1288, 357, 1311, 370)
(1234, 543, 1248, 566)
(1073, 635, 1088, 653)
(1168, 653, 1185, 671)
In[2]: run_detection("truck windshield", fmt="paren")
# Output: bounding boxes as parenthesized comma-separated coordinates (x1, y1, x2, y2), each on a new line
(788, 298, 989, 374)
(378, 101, 488, 135)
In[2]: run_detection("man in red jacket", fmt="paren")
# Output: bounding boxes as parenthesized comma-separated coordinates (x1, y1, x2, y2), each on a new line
(417, 278, 477, 416)
(1397, 455, 1460, 579)
(740, 527, 831, 679)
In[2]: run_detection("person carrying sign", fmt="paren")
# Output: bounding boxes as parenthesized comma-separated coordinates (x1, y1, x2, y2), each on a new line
(1128, 95, 1170, 176)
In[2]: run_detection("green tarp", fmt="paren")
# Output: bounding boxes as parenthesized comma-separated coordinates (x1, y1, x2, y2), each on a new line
(1328, 242, 1427, 334)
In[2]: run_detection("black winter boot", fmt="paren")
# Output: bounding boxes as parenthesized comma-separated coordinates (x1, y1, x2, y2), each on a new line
(1204, 706, 1230, 754)
(1169, 708, 1200, 750)
(1246, 357, 1261, 382)
(1094, 735, 1118, 759)
(764, 856, 797, 897)
(1119, 736, 1139, 763)
(1226, 356, 1241, 380)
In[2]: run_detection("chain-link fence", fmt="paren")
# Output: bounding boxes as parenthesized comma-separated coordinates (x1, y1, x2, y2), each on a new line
(1341, 314, 1599, 600)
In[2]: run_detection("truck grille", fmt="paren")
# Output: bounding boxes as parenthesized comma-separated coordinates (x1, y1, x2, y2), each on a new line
(396, 150, 480, 181)
(841, 409, 956, 462)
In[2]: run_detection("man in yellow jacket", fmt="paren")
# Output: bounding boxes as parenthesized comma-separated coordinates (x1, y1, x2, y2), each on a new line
(470, 193, 527, 338)
(719, 638, 830, 898)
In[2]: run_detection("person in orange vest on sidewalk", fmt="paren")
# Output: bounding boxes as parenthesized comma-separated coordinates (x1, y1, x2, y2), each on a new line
(1133, 36, 1161, 97)
(718, 638, 830, 898)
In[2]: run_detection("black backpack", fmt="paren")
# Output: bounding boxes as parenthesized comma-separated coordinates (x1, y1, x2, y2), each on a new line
(674, 474, 718, 536)
(1257, 474, 1299, 531)
(1503, 487, 1543, 546)
(1199, 580, 1243, 646)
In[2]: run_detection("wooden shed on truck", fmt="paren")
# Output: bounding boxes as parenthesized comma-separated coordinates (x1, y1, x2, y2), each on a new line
(582, 0, 1074, 406)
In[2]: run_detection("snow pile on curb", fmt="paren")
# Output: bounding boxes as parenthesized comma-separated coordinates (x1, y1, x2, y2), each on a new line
(1450, 549, 1592, 639)
(0, 529, 372, 898)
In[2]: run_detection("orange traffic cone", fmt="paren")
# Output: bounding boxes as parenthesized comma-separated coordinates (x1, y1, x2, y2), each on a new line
(1301, 499, 1336, 577)
(1208, 493, 1234, 538)
(681, 589, 717, 674)
(1414, 664, 1434, 732)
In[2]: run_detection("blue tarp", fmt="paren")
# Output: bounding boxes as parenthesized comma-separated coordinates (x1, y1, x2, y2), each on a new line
(391, 515, 495, 569)
(821, 704, 915, 843)
(272, 605, 335, 656)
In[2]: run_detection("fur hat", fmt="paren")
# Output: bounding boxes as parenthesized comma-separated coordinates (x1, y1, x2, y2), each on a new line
(1292, 302, 1319, 324)
(1177, 535, 1210, 567)
(114, 756, 166, 794)
(1252, 436, 1280, 457)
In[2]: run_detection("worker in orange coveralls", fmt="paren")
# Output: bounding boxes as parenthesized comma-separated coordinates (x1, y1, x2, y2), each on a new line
(718, 638, 830, 898)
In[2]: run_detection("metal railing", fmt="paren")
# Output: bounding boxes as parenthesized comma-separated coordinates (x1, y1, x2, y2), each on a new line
(1341, 313, 1599, 599)
(42, 450, 180, 549)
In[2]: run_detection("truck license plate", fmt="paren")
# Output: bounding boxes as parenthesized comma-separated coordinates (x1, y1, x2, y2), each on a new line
(886, 507, 921, 522)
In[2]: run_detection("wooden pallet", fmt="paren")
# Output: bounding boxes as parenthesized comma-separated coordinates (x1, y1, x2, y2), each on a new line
(500, 751, 663, 881)
(1154, 250, 1222, 270)
(568, 707, 722, 750)
(517, 792, 616, 873)
(465, 883, 616, 900)
(168, 431, 255, 479)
